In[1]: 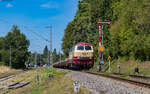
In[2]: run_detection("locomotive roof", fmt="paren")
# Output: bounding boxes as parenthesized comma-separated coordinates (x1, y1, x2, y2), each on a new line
(75, 42, 92, 46)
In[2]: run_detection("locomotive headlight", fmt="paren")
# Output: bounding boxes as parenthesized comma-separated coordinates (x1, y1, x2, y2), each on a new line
(89, 57, 93, 59)
(89, 61, 93, 64)
(74, 56, 79, 59)
(77, 61, 80, 65)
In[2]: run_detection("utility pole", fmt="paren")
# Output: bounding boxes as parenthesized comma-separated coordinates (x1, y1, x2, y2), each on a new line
(9, 45, 11, 67)
(40, 54, 41, 66)
(46, 25, 53, 70)
(59, 52, 61, 62)
(35, 52, 37, 67)
(47, 50, 49, 66)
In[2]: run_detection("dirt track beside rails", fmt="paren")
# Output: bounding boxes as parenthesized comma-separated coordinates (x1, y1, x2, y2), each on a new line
(64, 70, 150, 94)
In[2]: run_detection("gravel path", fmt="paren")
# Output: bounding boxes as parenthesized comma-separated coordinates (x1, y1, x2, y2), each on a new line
(65, 71, 150, 94)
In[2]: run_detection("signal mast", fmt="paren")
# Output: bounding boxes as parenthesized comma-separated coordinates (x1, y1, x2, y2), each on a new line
(98, 22, 110, 71)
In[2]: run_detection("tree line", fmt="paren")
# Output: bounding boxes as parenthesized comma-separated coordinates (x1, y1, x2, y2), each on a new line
(32, 46, 65, 66)
(62, 0, 150, 62)
(0, 26, 30, 69)
(0, 26, 64, 69)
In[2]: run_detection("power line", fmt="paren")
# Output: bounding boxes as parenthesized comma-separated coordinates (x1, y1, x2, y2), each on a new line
(0, 19, 12, 25)
(23, 26, 49, 42)
(31, 26, 50, 38)
(0, 18, 51, 54)
(0, 18, 50, 42)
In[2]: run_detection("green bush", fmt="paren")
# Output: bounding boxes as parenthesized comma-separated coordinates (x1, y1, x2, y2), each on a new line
(0, 62, 5, 66)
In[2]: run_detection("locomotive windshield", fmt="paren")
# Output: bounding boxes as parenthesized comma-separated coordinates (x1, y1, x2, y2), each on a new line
(77, 45, 92, 50)
(85, 46, 92, 50)
(77, 46, 84, 50)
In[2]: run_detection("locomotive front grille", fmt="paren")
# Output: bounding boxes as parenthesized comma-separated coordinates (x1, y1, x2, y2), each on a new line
(78, 57, 89, 60)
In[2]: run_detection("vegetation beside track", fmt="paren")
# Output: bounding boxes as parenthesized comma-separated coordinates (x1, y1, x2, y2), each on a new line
(89, 58, 150, 85)
(91, 57, 150, 76)
(0, 66, 22, 78)
(104, 59, 150, 76)
(62, 0, 150, 62)
(1, 67, 89, 94)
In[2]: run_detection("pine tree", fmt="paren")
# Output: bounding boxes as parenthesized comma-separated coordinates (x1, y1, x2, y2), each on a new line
(43, 45, 48, 58)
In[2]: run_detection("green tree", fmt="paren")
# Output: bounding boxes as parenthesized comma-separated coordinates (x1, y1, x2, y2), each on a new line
(62, 0, 150, 62)
(0, 37, 4, 50)
(110, 0, 150, 60)
(42, 45, 49, 65)
(43, 45, 48, 58)
(62, 0, 91, 57)
(3, 25, 30, 69)
(52, 48, 59, 63)
(0, 37, 4, 62)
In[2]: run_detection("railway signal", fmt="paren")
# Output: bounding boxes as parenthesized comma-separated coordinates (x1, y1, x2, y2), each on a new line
(99, 46, 104, 52)
(98, 21, 111, 71)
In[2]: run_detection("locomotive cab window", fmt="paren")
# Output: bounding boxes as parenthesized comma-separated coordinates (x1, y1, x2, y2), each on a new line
(77, 46, 84, 50)
(70, 46, 75, 52)
(85, 46, 92, 50)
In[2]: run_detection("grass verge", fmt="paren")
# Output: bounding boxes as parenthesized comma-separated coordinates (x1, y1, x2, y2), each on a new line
(7, 67, 89, 94)
(91, 58, 150, 76)
(0, 66, 22, 78)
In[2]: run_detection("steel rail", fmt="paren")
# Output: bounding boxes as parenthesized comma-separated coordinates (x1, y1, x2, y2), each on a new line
(84, 71, 150, 89)
(0, 71, 27, 82)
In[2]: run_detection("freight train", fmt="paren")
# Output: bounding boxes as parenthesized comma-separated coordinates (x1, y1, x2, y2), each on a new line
(53, 42, 94, 70)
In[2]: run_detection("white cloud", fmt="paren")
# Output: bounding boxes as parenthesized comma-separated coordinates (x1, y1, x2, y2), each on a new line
(40, 2, 58, 9)
(6, 3, 13, 8)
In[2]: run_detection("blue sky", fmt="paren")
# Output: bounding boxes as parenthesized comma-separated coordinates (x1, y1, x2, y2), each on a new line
(0, 0, 78, 53)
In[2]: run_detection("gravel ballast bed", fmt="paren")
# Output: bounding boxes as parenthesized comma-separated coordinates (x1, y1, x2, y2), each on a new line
(65, 71, 150, 94)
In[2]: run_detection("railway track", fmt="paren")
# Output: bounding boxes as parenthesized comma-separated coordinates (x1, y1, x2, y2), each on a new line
(0, 71, 30, 94)
(0, 81, 30, 94)
(0, 75, 15, 82)
(0, 71, 27, 82)
(113, 72, 150, 80)
(0, 81, 30, 89)
(84, 71, 150, 89)
(129, 74, 150, 79)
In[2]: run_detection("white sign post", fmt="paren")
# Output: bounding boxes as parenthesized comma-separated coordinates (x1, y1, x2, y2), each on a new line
(73, 81, 80, 93)
(109, 60, 110, 72)
(108, 56, 111, 73)
(117, 56, 120, 74)
(36, 75, 40, 84)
